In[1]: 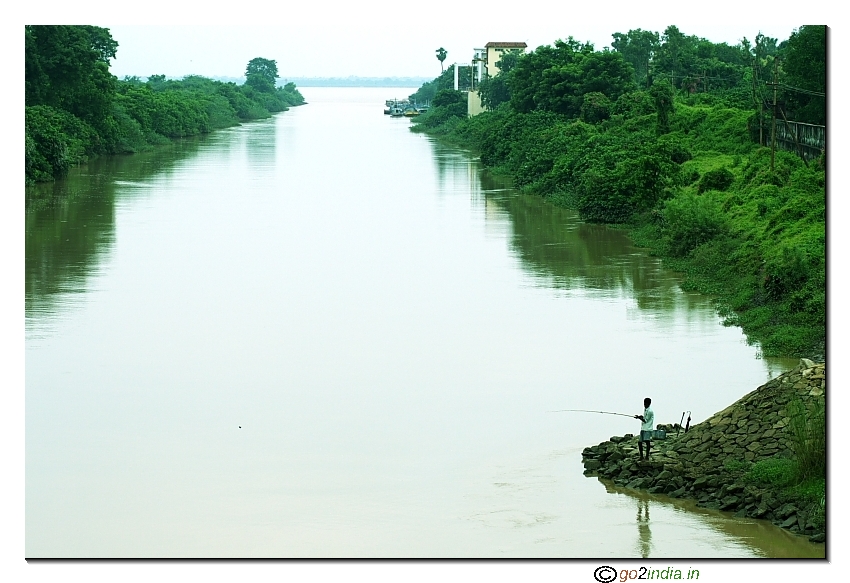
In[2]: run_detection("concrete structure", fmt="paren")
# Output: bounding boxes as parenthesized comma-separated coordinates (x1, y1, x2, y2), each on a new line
(466, 42, 528, 117)
(483, 41, 527, 77)
(467, 90, 485, 117)
(453, 62, 473, 90)
(472, 48, 487, 85)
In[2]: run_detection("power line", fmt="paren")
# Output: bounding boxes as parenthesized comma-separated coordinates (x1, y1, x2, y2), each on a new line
(779, 83, 825, 97)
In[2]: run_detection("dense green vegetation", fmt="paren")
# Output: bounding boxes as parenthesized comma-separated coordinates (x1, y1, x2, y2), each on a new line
(410, 25, 825, 359)
(25, 26, 304, 184)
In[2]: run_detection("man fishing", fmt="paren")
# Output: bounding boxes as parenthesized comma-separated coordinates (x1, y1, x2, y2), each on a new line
(635, 397, 654, 460)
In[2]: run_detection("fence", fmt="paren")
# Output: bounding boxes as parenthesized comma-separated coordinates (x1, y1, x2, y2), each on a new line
(774, 120, 825, 161)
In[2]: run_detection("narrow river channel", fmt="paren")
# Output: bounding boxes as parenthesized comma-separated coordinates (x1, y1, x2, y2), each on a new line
(25, 87, 822, 558)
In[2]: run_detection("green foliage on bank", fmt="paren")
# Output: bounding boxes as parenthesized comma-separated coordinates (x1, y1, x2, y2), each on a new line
(408, 65, 456, 105)
(25, 26, 305, 184)
(409, 25, 825, 358)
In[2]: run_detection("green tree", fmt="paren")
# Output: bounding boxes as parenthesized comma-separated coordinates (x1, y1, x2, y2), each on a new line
(245, 57, 279, 93)
(25, 25, 118, 133)
(649, 25, 750, 96)
(509, 39, 635, 117)
(652, 25, 693, 86)
(650, 79, 674, 135)
(494, 49, 522, 75)
(409, 65, 455, 104)
(477, 50, 523, 109)
(580, 92, 611, 123)
(436, 47, 447, 72)
(781, 25, 826, 125)
(611, 29, 660, 88)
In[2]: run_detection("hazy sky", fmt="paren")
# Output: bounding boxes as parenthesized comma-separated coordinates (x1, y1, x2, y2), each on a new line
(91, 2, 807, 80)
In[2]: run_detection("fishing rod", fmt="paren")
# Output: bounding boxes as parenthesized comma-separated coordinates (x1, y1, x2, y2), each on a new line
(677, 411, 692, 435)
(548, 409, 636, 418)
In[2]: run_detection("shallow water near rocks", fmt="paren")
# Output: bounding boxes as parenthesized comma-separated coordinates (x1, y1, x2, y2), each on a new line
(25, 87, 821, 557)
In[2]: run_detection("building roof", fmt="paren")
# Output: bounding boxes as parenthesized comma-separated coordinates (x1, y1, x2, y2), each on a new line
(484, 42, 528, 48)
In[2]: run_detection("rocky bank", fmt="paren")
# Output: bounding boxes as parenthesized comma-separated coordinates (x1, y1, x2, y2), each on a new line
(581, 359, 826, 543)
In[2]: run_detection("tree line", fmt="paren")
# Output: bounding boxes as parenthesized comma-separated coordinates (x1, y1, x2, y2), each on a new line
(410, 25, 825, 359)
(25, 26, 305, 184)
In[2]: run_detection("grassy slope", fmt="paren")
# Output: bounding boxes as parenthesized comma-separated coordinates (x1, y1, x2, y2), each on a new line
(411, 100, 825, 359)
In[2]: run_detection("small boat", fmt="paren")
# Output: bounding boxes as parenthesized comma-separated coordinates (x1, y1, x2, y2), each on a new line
(386, 98, 413, 117)
(403, 107, 419, 117)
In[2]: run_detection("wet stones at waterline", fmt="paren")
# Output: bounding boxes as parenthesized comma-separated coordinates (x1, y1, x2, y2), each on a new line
(581, 359, 826, 543)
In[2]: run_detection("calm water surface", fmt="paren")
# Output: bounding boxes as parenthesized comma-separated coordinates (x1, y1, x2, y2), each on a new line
(25, 87, 821, 558)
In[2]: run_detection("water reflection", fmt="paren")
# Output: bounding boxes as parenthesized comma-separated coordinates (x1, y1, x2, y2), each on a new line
(25, 89, 806, 557)
(637, 497, 652, 558)
(428, 142, 693, 306)
(481, 179, 703, 316)
(25, 138, 203, 336)
(430, 144, 481, 196)
(427, 139, 798, 374)
(244, 117, 278, 172)
(599, 479, 824, 558)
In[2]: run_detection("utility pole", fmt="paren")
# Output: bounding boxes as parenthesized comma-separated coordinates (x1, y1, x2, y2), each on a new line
(770, 57, 778, 172)
(778, 105, 808, 166)
(753, 57, 763, 146)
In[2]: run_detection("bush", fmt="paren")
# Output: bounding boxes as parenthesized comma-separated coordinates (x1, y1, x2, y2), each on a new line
(697, 166, 735, 193)
(109, 102, 147, 153)
(724, 459, 752, 473)
(580, 92, 611, 124)
(794, 478, 825, 529)
(662, 192, 729, 256)
(744, 457, 797, 487)
(763, 243, 815, 300)
(431, 89, 465, 108)
(25, 132, 51, 183)
(26, 105, 99, 181)
(671, 145, 693, 165)
(612, 91, 655, 118)
(787, 396, 825, 480)
(682, 168, 700, 185)
(575, 164, 636, 223)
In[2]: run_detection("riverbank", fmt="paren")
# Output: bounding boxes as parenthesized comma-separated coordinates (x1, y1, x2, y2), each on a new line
(26, 27, 305, 185)
(581, 359, 826, 544)
(405, 28, 824, 361)
(409, 101, 824, 360)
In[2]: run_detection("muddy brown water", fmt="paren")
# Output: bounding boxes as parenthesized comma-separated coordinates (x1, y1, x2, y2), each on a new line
(25, 87, 821, 557)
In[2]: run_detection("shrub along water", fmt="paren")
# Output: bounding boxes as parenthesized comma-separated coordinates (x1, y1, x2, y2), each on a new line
(408, 27, 825, 359)
(25, 26, 305, 184)
(740, 395, 825, 529)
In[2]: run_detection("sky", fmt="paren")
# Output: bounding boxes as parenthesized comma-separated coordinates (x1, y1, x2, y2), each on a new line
(102, 17, 801, 80)
(8, 1, 827, 80)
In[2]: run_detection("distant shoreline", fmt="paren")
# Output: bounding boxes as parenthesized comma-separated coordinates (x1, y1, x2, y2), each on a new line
(281, 77, 429, 87)
(126, 75, 431, 88)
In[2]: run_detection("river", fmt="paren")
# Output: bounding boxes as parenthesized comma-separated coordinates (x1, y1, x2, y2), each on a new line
(25, 87, 822, 558)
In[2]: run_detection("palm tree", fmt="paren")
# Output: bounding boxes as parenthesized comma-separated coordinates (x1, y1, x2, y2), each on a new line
(436, 47, 447, 72)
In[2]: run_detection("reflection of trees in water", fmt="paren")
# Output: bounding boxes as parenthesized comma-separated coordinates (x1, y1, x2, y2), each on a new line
(244, 118, 278, 171)
(428, 141, 706, 315)
(25, 139, 203, 326)
(482, 184, 700, 314)
(429, 140, 481, 196)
